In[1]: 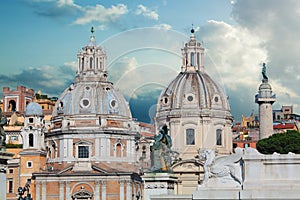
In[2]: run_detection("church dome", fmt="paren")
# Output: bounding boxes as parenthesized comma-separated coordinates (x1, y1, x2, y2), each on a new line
(155, 30, 233, 158)
(52, 31, 131, 118)
(156, 32, 230, 119)
(157, 71, 230, 113)
(26, 102, 43, 116)
(52, 82, 132, 117)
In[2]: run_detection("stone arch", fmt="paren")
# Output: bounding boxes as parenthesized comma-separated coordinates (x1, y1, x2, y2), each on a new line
(71, 182, 95, 199)
(114, 139, 124, 157)
(72, 185, 93, 200)
(8, 100, 16, 112)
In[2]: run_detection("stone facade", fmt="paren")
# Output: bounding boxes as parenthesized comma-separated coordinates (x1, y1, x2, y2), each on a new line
(2, 86, 35, 114)
(255, 67, 276, 139)
(155, 30, 233, 194)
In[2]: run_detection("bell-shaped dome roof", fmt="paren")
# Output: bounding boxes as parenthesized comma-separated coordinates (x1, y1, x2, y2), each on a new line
(52, 82, 132, 118)
(52, 31, 132, 119)
(26, 102, 43, 116)
(157, 71, 230, 112)
(156, 31, 231, 119)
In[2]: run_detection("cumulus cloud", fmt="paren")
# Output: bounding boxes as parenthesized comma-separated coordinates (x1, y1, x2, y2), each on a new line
(27, 0, 81, 17)
(73, 4, 128, 28)
(192, 20, 267, 119)
(154, 23, 172, 30)
(0, 62, 76, 97)
(135, 4, 159, 20)
(230, 0, 300, 116)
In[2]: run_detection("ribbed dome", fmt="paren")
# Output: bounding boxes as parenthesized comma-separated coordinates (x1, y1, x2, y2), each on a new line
(157, 70, 230, 113)
(26, 102, 43, 116)
(156, 31, 231, 121)
(52, 81, 132, 118)
(52, 32, 131, 118)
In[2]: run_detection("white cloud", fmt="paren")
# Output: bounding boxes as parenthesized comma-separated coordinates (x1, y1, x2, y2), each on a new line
(74, 4, 128, 25)
(230, 0, 300, 115)
(154, 23, 172, 30)
(200, 20, 267, 90)
(57, 0, 80, 8)
(135, 4, 159, 20)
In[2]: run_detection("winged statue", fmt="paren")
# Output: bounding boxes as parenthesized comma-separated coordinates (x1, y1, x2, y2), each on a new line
(198, 148, 244, 187)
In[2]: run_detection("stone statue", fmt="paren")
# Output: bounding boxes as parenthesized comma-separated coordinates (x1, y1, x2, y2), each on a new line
(150, 124, 173, 172)
(198, 148, 244, 187)
(0, 108, 7, 151)
(262, 63, 268, 81)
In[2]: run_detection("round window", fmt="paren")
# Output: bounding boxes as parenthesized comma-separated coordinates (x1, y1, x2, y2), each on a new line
(85, 86, 90, 90)
(110, 99, 118, 108)
(80, 98, 90, 108)
(164, 97, 168, 104)
(187, 95, 194, 102)
(214, 96, 219, 102)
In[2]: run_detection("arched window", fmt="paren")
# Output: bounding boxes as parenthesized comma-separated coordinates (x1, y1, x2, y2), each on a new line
(116, 143, 122, 157)
(81, 57, 84, 71)
(96, 58, 99, 69)
(90, 57, 93, 69)
(186, 129, 195, 145)
(216, 129, 222, 146)
(197, 53, 200, 67)
(142, 145, 146, 159)
(191, 52, 195, 66)
(29, 133, 34, 147)
(8, 100, 16, 112)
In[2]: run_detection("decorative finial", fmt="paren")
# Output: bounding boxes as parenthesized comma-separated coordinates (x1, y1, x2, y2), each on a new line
(191, 24, 195, 34)
(91, 26, 94, 35)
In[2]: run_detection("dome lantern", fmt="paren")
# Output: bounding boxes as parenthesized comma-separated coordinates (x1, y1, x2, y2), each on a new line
(181, 30, 205, 73)
(76, 27, 107, 82)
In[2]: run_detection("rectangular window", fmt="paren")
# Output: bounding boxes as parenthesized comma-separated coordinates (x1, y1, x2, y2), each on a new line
(27, 161, 32, 168)
(216, 129, 222, 145)
(9, 169, 13, 174)
(29, 118, 34, 123)
(78, 146, 89, 158)
(10, 136, 18, 141)
(186, 129, 195, 145)
(8, 179, 13, 193)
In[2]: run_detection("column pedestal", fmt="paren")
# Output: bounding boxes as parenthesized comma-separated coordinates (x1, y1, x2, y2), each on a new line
(142, 172, 178, 200)
(0, 151, 14, 200)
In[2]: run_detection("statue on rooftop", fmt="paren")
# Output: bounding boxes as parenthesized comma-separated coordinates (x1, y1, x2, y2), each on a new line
(262, 63, 268, 82)
(150, 124, 173, 172)
(198, 148, 244, 188)
(0, 108, 7, 151)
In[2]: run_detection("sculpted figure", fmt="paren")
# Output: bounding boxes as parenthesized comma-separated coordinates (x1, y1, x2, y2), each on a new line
(199, 148, 244, 187)
(262, 63, 268, 81)
(150, 124, 172, 172)
(0, 109, 7, 151)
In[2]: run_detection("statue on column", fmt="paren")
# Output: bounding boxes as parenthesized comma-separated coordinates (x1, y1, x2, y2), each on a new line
(150, 124, 173, 172)
(0, 109, 7, 151)
(262, 63, 268, 82)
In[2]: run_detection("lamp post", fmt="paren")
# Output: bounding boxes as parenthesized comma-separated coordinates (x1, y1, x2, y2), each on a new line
(18, 180, 32, 200)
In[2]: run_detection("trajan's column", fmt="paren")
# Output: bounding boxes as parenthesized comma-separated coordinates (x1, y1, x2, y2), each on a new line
(255, 63, 276, 139)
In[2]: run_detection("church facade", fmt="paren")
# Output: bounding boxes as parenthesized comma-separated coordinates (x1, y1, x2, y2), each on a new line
(155, 30, 233, 194)
(6, 29, 234, 199)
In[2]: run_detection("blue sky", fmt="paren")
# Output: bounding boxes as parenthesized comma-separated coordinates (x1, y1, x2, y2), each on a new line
(1, 0, 300, 123)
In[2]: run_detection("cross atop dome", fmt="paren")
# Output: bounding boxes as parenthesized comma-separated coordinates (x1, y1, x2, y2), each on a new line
(87, 26, 96, 47)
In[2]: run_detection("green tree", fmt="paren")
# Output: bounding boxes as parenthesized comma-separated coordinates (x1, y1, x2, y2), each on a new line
(256, 130, 300, 154)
